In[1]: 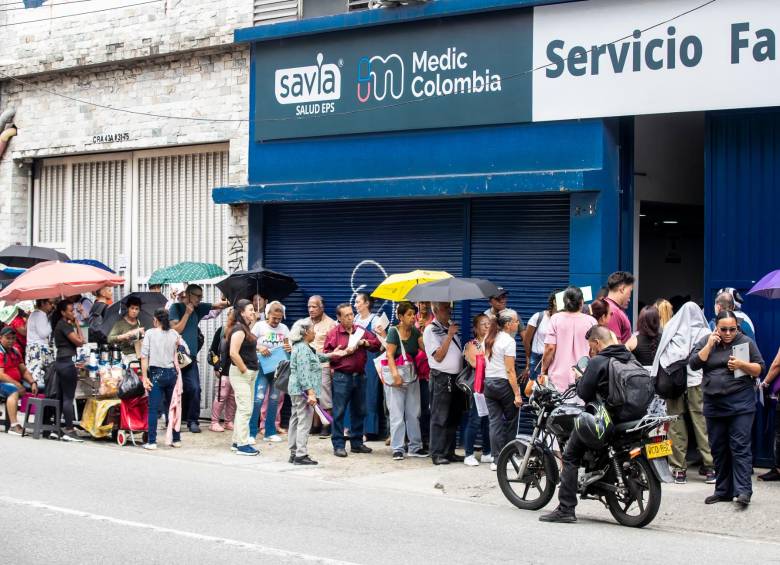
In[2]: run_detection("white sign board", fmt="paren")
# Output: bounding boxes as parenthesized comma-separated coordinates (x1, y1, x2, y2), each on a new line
(532, 0, 780, 121)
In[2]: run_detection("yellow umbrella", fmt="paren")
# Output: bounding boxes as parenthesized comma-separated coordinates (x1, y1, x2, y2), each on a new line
(371, 270, 453, 301)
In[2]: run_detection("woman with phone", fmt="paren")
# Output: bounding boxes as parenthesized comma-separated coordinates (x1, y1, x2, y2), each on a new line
(689, 310, 764, 507)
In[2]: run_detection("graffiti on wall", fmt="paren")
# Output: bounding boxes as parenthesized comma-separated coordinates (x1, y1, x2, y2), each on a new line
(227, 235, 246, 273)
(350, 259, 395, 322)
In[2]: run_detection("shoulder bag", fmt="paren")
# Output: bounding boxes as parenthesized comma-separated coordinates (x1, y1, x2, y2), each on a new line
(374, 327, 416, 385)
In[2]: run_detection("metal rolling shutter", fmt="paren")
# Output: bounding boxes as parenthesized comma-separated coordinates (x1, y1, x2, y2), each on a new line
(135, 148, 230, 416)
(71, 159, 128, 271)
(33, 163, 68, 251)
(468, 195, 570, 337)
(262, 200, 466, 323)
(253, 0, 299, 25)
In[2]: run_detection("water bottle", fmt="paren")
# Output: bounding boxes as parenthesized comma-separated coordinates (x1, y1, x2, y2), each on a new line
(87, 349, 98, 380)
(110, 344, 122, 366)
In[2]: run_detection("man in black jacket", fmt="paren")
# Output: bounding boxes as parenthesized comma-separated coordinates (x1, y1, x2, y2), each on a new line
(540, 325, 633, 523)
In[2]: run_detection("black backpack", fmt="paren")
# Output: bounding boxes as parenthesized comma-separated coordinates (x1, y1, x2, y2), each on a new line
(607, 357, 655, 421)
(654, 359, 688, 400)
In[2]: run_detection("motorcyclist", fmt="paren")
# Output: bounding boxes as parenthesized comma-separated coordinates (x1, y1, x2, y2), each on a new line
(539, 325, 634, 523)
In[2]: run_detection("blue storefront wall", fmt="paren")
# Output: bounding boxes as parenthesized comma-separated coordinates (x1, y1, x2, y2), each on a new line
(707, 109, 780, 466)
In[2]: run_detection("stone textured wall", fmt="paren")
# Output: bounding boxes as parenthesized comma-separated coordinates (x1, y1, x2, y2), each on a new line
(0, 0, 254, 78)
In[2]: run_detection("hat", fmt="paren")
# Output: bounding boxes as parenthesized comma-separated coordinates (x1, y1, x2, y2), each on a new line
(0, 326, 16, 337)
(490, 287, 508, 299)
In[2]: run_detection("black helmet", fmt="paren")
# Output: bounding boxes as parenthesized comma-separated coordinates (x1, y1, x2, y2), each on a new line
(574, 403, 614, 450)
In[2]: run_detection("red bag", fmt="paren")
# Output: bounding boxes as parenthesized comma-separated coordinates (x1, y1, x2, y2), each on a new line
(414, 350, 431, 381)
(474, 353, 486, 394)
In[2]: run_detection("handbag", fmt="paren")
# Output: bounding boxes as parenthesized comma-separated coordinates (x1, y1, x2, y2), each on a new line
(375, 327, 416, 385)
(455, 364, 476, 395)
(654, 359, 687, 399)
(176, 338, 192, 369)
(274, 359, 291, 394)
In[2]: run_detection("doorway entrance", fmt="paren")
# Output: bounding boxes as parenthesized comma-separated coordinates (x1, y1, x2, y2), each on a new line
(634, 112, 705, 311)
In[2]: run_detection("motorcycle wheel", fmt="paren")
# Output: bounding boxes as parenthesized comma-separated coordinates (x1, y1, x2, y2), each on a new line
(606, 456, 662, 528)
(497, 440, 557, 511)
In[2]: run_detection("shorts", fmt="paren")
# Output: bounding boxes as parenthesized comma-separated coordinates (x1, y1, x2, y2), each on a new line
(0, 382, 20, 398)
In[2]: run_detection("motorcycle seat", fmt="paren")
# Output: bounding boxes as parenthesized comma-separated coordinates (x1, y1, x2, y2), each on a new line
(614, 419, 644, 434)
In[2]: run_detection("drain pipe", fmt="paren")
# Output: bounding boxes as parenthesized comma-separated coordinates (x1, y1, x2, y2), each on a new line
(0, 108, 17, 161)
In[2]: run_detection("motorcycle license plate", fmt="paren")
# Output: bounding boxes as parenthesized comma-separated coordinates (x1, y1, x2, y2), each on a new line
(645, 440, 672, 459)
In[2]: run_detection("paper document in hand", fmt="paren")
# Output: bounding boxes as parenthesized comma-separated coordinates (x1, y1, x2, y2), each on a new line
(373, 312, 390, 332)
(732, 342, 750, 378)
(347, 327, 365, 350)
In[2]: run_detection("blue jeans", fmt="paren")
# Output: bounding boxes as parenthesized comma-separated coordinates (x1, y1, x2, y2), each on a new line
(147, 367, 180, 445)
(464, 396, 491, 457)
(528, 352, 543, 381)
(249, 372, 279, 439)
(180, 362, 201, 426)
(331, 371, 366, 450)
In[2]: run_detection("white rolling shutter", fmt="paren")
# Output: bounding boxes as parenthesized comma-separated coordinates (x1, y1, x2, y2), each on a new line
(71, 159, 128, 272)
(254, 0, 300, 25)
(33, 163, 69, 251)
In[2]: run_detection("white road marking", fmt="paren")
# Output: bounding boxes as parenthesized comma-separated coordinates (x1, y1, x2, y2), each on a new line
(0, 495, 361, 565)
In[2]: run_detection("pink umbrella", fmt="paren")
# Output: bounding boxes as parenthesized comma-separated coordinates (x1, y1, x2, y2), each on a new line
(0, 261, 125, 303)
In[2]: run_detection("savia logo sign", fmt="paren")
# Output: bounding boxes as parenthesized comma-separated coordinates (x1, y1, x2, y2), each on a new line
(357, 54, 405, 103)
(274, 53, 341, 112)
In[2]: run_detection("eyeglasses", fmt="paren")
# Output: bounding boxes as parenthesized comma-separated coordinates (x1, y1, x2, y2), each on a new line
(718, 327, 738, 333)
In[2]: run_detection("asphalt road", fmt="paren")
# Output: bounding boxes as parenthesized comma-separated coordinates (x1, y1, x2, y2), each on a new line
(2, 435, 778, 565)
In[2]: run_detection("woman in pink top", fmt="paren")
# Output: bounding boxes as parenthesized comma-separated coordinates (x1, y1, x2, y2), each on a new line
(541, 287, 597, 392)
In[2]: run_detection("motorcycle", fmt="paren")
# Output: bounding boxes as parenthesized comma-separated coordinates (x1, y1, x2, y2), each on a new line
(496, 360, 676, 528)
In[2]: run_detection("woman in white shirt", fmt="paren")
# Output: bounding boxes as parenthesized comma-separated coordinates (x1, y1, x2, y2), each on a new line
(250, 300, 290, 443)
(25, 299, 55, 388)
(483, 309, 523, 470)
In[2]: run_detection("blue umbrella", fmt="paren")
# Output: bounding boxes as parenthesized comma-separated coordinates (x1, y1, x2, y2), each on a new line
(68, 259, 116, 273)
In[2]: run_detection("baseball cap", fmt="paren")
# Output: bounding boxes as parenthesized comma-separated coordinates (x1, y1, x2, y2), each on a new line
(491, 287, 508, 299)
(0, 326, 16, 337)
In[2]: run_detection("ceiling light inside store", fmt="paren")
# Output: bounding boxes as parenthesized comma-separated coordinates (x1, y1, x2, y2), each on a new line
(662, 220, 678, 224)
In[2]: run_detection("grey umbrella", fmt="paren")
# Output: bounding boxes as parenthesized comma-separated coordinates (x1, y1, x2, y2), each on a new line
(0, 245, 70, 269)
(405, 277, 500, 302)
(98, 291, 169, 337)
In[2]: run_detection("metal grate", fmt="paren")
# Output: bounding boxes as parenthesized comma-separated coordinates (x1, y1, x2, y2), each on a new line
(35, 164, 67, 248)
(348, 0, 370, 10)
(253, 0, 300, 25)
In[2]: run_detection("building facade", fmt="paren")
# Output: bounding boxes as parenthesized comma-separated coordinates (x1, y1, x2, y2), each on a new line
(214, 0, 780, 463)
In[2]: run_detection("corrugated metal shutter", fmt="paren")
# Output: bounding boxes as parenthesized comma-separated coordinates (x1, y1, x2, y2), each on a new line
(468, 195, 570, 330)
(706, 109, 780, 466)
(254, 0, 299, 25)
(134, 148, 230, 416)
(71, 159, 127, 271)
(33, 163, 68, 251)
(262, 200, 466, 323)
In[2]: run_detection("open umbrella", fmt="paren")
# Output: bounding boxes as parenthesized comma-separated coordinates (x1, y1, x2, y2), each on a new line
(147, 262, 227, 285)
(0, 261, 124, 303)
(405, 277, 500, 302)
(99, 291, 168, 336)
(747, 270, 780, 299)
(371, 270, 452, 301)
(68, 259, 115, 273)
(216, 268, 298, 304)
(0, 245, 69, 269)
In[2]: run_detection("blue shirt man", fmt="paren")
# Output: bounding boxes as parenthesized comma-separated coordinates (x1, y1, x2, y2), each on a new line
(169, 284, 227, 432)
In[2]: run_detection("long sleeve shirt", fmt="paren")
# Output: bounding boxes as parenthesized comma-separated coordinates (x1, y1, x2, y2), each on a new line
(323, 323, 381, 374)
(288, 341, 328, 396)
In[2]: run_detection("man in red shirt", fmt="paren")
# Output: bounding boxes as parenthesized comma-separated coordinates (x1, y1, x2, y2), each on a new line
(0, 326, 38, 435)
(604, 271, 635, 344)
(323, 303, 381, 458)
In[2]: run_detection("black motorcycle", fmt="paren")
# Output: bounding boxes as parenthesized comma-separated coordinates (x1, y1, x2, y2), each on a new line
(496, 377, 676, 528)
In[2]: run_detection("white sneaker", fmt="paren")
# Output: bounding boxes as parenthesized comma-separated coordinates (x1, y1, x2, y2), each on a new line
(48, 432, 59, 440)
(248, 436, 257, 445)
(464, 455, 480, 466)
(266, 434, 283, 443)
(143, 443, 157, 450)
(170, 441, 182, 448)
(481, 454, 494, 464)
(490, 462, 498, 472)
(60, 433, 84, 443)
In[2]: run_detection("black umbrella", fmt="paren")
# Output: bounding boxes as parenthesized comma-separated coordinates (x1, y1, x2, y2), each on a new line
(216, 268, 298, 304)
(99, 291, 169, 336)
(405, 277, 500, 302)
(0, 245, 70, 269)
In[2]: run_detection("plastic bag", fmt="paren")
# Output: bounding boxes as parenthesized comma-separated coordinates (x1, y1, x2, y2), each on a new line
(99, 366, 122, 397)
(118, 366, 145, 400)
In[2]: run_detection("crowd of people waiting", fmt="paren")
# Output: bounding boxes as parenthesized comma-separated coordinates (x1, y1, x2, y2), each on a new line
(1, 272, 779, 509)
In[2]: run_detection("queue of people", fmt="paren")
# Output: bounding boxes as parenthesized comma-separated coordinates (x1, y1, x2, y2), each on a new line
(3, 270, 779, 511)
